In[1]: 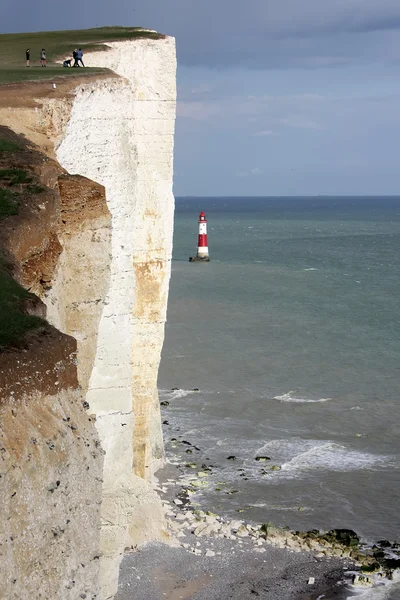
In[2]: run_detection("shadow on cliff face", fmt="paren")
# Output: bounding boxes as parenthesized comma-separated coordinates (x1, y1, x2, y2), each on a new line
(0, 126, 55, 349)
(0, 125, 80, 393)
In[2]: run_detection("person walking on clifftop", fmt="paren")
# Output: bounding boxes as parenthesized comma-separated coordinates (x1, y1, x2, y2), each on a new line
(26, 49, 30, 67)
(77, 48, 85, 67)
(40, 48, 46, 67)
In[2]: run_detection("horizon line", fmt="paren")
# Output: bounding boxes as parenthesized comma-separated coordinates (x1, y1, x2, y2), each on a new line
(174, 194, 400, 199)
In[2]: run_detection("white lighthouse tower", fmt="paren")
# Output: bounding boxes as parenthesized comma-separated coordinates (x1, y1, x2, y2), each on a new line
(189, 211, 210, 262)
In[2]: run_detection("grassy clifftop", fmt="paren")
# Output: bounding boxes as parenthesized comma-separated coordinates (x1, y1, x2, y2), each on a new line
(0, 26, 165, 85)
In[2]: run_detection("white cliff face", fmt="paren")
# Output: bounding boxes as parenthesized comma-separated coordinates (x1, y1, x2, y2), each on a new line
(56, 38, 176, 600)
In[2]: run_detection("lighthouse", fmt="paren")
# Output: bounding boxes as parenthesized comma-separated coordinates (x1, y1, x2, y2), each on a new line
(189, 211, 210, 262)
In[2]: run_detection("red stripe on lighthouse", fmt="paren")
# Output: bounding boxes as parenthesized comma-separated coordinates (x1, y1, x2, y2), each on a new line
(198, 233, 208, 247)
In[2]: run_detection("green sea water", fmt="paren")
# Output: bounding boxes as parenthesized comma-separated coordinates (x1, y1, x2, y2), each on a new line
(158, 196, 400, 544)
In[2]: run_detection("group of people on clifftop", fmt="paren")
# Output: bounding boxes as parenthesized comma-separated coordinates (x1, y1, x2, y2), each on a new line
(25, 47, 85, 68)
(25, 48, 47, 67)
(63, 49, 85, 68)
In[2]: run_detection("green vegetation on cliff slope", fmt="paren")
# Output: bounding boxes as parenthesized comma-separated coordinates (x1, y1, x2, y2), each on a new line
(0, 26, 165, 85)
(0, 268, 45, 348)
(0, 132, 45, 348)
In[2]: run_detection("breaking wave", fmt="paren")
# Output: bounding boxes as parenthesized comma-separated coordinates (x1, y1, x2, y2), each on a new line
(343, 569, 400, 599)
(274, 391, 331, 403)
(255, 438, 390, 478)
(159, 388, 202, 400)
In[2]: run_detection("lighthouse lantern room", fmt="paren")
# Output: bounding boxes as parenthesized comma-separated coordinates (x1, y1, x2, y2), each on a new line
(189, 211, 211, 262)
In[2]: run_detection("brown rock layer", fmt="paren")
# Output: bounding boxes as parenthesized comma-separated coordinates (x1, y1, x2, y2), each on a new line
(0, 387, 103, 600)
(0, 327, 78, 400)
(0, 125, 108, 599)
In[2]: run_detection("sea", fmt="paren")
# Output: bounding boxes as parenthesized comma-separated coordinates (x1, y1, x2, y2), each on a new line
(157, 196, 400, 596)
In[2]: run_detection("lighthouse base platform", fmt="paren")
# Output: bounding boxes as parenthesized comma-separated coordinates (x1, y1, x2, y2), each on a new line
(189, 255, 210, 263)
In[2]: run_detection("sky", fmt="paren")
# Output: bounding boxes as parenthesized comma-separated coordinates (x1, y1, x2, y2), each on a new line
(2, 0, 400, 196)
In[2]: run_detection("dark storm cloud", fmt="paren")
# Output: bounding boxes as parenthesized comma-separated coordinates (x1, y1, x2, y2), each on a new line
(2, 0, 400, 68)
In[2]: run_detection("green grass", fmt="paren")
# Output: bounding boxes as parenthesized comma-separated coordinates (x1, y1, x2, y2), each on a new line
(27, 183, 45, 194)
(0, 65, 108, 84)
(0, 188, 20, 218)
(0, 26, 165, 85)
(0, 139, 21, 152)
(0, 168, 33, 185)
(0, 163, 46, 346)
(0, 269, 45, 348)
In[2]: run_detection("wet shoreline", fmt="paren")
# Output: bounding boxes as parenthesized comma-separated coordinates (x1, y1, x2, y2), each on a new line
(116, 395, 399, 599)
(117, 459, 358, 600)
(117, 539, 353, 600)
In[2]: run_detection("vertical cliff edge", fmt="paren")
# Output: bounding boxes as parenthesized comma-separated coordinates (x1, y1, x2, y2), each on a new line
(0, 34, 176, 600)
(56, 37, 177, 598)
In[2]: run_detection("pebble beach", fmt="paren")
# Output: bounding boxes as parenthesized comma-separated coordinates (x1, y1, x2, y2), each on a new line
(117, 460, 399, 599)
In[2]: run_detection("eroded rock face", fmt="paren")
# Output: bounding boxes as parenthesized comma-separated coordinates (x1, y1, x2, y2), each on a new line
(0, 330, 103, 600)
(55, 38, 177, 599)
(46, 173, 111, 393)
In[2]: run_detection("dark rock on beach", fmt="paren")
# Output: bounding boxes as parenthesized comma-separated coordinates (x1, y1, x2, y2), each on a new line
(377, 539, 392, 548)
(201, 464, 212, 471)
(382, 557, 400, 570)
(327, 529, 360, 547)
(297, 528, 360, 549)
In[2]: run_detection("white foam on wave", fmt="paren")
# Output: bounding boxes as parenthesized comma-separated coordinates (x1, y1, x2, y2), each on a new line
(255, 438, 389, 478)
(344, 569, 400, 600)
(281, 442, 380, 473)
(303, 267, 319, 271)
(159, 388, 202, 400)
(274, 391, 331, 403)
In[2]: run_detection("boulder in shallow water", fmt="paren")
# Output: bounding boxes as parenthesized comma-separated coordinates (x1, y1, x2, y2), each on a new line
(361, 561, 381, 572)
(382, 558, 400, 570)
(323, 529, 360, 547)
(353, 574, 372, 587)
(201, 463, 212, 471)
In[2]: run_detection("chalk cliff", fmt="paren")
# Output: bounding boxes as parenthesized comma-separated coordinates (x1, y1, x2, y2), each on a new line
(0, 35, 176, 600)
(0, 131, 106, 599)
